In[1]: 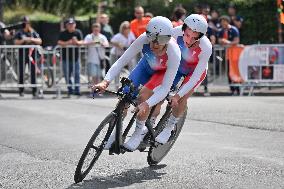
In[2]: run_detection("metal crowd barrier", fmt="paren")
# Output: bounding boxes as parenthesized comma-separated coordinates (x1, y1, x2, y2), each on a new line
(2, 44, 281, 98)
(50, 45, 231, 97)
(0, 44, 232, 97)
(0, 45, 47, 96)
(51, 45, 110, 98)
(208, 45, 228, 85)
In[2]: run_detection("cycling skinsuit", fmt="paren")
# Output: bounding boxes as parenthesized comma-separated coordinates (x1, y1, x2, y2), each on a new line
(147, 25, 212, 98)
(105, 33, 181, 107)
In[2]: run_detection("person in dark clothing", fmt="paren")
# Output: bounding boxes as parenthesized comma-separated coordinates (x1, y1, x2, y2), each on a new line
(14, 16, 42, 98)
(57, 18, 84, 96)
(0, 21, 13, 45)
(99, 14, 113, 42)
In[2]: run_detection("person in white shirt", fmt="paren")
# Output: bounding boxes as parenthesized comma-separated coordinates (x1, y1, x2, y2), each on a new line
(94, 16, 181, 151)
(110, 21, 136, 88)
(84, 23, 109, 83)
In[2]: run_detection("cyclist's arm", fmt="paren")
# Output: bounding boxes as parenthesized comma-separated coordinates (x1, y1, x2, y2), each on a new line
(146, 39, 181, 107)
(177, 38, 212, 97)
(104, 33, 146, 82)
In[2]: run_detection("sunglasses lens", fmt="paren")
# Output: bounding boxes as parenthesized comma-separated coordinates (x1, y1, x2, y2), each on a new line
(157, 35, 171, 45)
(146, 31, 171, 45)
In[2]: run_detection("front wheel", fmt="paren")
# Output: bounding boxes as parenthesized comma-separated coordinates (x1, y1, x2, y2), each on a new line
(74, 113, 116, 183)
(147, 108, 187, 166)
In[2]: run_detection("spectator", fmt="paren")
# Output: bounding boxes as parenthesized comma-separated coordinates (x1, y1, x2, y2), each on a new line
(130, 6, 151, 38)
(110, 21, 136, 88)
(57, 17, 84, 97)
(0, 21, 14, 88)
(145, 12, 154, 19)
(217, 15, 239, 46)
(84, 23, 109, 84)
(99, 13, 114, 42)
(217, 15, 240, 95)
(0, 21, 13, 45)
(207, 25, 217, 45)
(227, 4, 244, 43)
(171, 5, 186, 27)
(193, 3, 202, 14)
(201, 4, 210, 20)
(227, 4, 243, 30)
(208, 9, 221, 33)
(14, 16, 42, 98)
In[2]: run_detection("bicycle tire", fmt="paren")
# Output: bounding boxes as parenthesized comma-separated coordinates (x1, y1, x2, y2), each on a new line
(74, 113, 116, 183)
(43, 67, 54, 88)
(147, 109, 187, 166)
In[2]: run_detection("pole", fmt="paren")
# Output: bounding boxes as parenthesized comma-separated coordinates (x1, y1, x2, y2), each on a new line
(277, 0, 283, 43)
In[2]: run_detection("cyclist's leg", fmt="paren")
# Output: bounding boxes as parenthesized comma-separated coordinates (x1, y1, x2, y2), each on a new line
(156, 71, 206, 144)
(128, 57, 154, 90)
(122, 57, 154, 117)
(124, 59, 163, 151)
(149, 71, 184, 126)
(107, 57, 153, 150)
(172, 70, 207, 117)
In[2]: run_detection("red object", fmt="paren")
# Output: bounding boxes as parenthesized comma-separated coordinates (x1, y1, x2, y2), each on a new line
(226, 46, 245, 83)
(223, 30, 228, 40)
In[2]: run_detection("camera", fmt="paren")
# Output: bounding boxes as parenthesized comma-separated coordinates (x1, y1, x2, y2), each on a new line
(0, 23, 25, 33)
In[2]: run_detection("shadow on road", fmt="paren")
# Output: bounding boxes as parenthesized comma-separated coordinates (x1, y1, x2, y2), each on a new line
(66, 164, 167, 189)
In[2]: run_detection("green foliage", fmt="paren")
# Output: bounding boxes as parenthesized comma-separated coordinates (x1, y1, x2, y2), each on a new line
(4, 8, 61, 23)
(4, 0, 280, 44)
(6, 0, 99, 16)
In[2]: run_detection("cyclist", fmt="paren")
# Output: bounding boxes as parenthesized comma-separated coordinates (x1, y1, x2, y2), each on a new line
(148, 14, 212, 144)
(93, 16, 181, 151)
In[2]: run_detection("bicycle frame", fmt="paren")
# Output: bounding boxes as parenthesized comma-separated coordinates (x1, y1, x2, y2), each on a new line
(108, 95, 168, 155)
(97, 77, 177, 155)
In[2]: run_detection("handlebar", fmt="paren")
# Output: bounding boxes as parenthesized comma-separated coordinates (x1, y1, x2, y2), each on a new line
(92, 82, 137, 107)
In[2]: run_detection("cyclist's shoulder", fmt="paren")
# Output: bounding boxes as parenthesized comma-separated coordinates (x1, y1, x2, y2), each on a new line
(199, 36, 212, 54)
(136, 33, 148, 43)
(167, 38, 181, 59)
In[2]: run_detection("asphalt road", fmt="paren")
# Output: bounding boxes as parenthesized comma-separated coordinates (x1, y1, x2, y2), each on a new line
(0, 96, 283, 189)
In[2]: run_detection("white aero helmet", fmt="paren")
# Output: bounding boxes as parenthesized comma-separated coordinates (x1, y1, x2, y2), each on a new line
(183, 14, 208, 35)
(146, 16, 173, 45)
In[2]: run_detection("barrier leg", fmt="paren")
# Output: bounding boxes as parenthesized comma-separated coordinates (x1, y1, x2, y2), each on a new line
(248, 86, 254, 96)
(56, 85, 62, 99)
(239, 85, 244, 96)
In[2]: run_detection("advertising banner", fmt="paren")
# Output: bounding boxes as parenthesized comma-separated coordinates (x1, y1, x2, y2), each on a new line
(238, 45, 284, 82)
